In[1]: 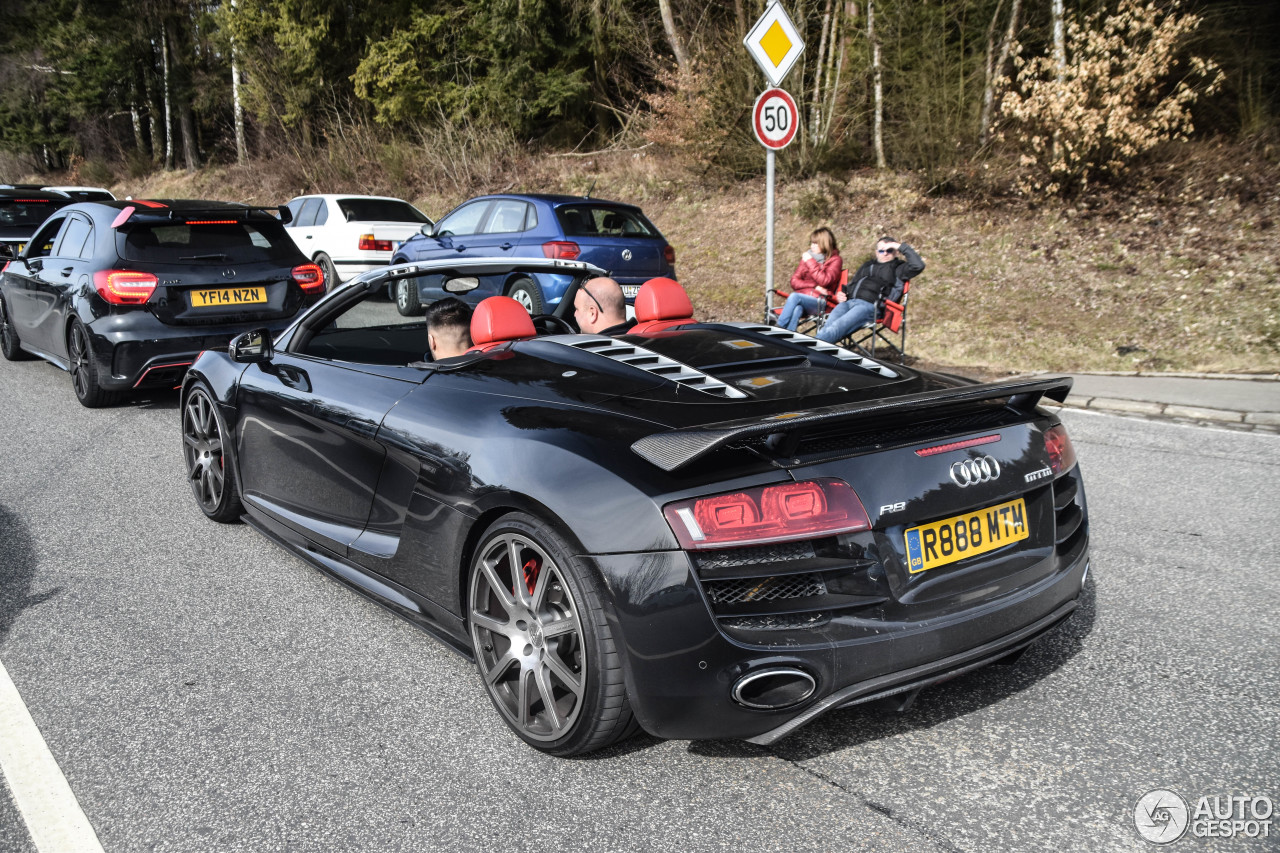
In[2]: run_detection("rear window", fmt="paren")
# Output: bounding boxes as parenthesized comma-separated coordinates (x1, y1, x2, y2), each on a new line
(0, 198, 69, 228)
(120, 220, 300, 263)
(555, 206, 659, 238)
(337, 198, 430, 223)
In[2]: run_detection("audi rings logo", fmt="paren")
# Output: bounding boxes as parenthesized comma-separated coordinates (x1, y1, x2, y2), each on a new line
(950, 455, 1001, 487)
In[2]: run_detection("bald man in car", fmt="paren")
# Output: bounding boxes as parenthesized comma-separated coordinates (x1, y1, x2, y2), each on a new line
(574, 276, 636, 336)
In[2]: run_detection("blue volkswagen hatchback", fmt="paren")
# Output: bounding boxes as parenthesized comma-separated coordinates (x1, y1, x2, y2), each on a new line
(389, 194, 676, 315)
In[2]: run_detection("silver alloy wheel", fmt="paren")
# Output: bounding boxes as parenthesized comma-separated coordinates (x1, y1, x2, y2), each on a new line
(511, 287, 535, 312)
(469, 532, 587, 741)
(183, 389, 226, 511)
(397, 280, 411, 311)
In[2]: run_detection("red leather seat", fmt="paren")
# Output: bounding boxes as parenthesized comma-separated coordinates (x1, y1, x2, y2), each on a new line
(469, 296, 536, 352)
(631, 277, 695, 335)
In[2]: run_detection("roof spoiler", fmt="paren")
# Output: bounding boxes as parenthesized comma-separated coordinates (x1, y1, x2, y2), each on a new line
(630, 375, 1073, 472)
(112, 204, 291, 229)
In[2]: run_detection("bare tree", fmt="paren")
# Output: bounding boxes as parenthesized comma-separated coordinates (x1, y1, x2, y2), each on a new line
(230, 0, 247, 164)
(979, 0, 1021, 146)
(869, 0, 885, 168)
(658, 0, 690, 77)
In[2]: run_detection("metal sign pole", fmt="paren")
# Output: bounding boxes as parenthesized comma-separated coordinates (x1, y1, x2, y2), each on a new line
(765, 148, 775, 317)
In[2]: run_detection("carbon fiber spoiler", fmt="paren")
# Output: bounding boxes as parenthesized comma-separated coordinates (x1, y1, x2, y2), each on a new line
(630, 375, 1073, 472)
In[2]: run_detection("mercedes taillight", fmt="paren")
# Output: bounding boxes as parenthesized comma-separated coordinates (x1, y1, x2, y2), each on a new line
(93, 269, 158, 304)
(542, 241, 580, 261)
(292, 263, 324, 292)
(663, 479, 871, 550)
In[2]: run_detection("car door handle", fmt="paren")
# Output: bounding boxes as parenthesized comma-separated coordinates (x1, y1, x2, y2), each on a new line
(276, 365, 311, 392)
(455, 244, 467, 252)
(499, 242, 513, 250)
(305, 235, 313, 239)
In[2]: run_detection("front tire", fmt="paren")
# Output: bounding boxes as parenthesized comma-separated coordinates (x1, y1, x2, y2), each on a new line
(467, 513, 636, 756)
(395, 279, 422, 316)
(0, 297, 32, 360)
(68, 320, 120, 407)
(315, 252, 338, 292)
(507, 278, 544, 315)
(182, 384, 244, 523)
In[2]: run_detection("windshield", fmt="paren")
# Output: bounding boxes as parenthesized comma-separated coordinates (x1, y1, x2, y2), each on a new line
(555, 205, 659, 238)
(0, 198, 70, 228)
(337, 198, 430, 223)
(120, 220, 301, 263)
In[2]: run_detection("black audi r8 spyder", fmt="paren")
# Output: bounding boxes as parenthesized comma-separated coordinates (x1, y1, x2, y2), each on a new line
(181, 258, 1089, 756)
(0, 199, 323, 406)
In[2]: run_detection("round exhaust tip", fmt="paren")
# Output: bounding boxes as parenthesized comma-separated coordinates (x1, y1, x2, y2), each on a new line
(731, 667, 816, 710)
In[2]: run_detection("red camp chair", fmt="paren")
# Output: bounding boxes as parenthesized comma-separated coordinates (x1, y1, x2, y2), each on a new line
(843, 281, 912, 363)
(766, 268, 847, 336)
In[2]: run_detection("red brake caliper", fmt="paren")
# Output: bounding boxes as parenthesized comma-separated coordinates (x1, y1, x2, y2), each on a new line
(521, 557, 541, 596)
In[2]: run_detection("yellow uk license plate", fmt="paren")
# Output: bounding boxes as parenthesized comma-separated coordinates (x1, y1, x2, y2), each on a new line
(904, 498, 1029, 574)
(189, 287, 267, 308)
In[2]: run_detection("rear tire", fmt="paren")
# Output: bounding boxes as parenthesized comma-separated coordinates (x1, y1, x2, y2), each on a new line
(395, 279, 422, 316)
(182, 383, 244, 523)
(507, 278, 544, 315)
(467, 512, 636, 756)
(0, 297, 32, 361)
(67, 320, 121, 408)
(315, 252, 338, 292)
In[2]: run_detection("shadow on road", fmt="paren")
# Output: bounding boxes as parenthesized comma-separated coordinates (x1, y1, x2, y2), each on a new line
(690, 576, 1098, 762)
(129, 388, 181, 412)
(0, 503, 60, 645)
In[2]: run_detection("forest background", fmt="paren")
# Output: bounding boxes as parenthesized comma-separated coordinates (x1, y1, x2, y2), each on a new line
(1, 0, 1277, 374)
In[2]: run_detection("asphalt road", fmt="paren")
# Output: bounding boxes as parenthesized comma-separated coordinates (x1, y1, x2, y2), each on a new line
(1, 356, 1277, 852)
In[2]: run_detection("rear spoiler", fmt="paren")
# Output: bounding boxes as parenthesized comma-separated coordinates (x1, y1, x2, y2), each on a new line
(111, 203, 291, 229)
(630, 375, 1073, 472)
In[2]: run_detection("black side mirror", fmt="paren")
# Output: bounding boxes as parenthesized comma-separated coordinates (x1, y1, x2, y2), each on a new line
(230, 328, 274, 363)
(27, 257, 43, 272)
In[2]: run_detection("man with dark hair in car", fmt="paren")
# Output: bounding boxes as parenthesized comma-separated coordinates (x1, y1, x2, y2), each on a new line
(425, 297, 473, 360)
(574, 276, 636, 336)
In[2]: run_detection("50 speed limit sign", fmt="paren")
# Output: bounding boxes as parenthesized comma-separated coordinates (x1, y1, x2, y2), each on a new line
(752, 88, 799, 150)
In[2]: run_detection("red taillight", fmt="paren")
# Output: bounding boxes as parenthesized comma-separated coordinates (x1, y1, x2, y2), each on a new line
(292, 263, 324, 292)
(1044, 424, 1077, 475)
(93, 269, 157, 304)
(663, 479, 870, 550)
(542, 240, 580, 260)
(358, 234, 393, 251)
(184, 219, 237, 225)
(663, 244, 675, 266)
(916, 434, 1001, 457)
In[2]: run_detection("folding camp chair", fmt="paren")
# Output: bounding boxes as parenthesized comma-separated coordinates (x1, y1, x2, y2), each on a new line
(765, 268, 847, 336)
(843, 280, 912, 363)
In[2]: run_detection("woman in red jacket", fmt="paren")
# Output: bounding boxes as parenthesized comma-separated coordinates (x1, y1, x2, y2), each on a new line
(777, 227, 842, 331)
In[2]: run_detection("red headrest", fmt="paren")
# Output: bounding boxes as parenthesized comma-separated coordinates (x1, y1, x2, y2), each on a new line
(470, 296, 535, 346)
(635, 277, 693, 323)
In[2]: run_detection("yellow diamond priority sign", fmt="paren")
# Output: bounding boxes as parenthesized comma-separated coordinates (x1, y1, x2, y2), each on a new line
(744, 2, 805, 87)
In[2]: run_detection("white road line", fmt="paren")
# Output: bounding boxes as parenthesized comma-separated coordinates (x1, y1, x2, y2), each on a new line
(0, 658, 104, 853)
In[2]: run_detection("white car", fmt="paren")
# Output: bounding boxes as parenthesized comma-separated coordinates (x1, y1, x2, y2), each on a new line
(283, 194, 433, 291)
(43, 186, 116, 201)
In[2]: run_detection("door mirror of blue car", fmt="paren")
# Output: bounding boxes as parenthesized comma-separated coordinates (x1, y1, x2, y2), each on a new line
(420, 223, 433, 237)
(230, 328, 274, 363)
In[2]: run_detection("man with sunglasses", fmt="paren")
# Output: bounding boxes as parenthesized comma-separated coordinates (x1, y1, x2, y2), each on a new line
(574, 276, 636, 336)
(816, 236, 924, 344)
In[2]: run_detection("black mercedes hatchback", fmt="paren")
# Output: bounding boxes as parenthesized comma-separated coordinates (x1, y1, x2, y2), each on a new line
(0, 199, 323, 406)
